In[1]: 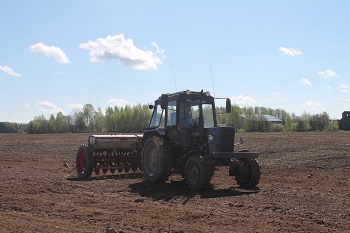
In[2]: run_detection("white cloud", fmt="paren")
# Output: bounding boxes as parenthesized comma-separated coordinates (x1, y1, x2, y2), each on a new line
(79, 34, 165, 70)
(338, 96, 350, 101)
(0, 65, 21, 77)
(25, 103, 30, 108)
(303, 101, 323, 108)
(152, 41, 165, 59)
(326, 86, 332, 90)
(279, 47, 302, 57)
(272, 91, 280, 96)
(300, 78, 312, 87)
(339, 84, 349, 89)
(318, 69, 337, 78)
(108, 98, 130, 107)
(67, 103, 84, 110)
(302, 101, 325, 114)
(36, 101, 64, 114)
(339, 84, 349, 93)
(231, 95, 256, 107)
(29, 43, 71, 64)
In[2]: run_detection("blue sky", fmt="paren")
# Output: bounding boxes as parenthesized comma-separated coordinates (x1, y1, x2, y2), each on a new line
(1, 1, 349, 123)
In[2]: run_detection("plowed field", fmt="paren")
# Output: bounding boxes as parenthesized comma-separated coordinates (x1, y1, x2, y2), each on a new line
(1, 132, 349, 232)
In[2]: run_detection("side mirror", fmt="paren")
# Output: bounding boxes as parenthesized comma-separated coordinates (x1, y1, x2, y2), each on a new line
(149, 104, 154, 110)
(161, 94, 168, 109)
(226, 98, 231, 113)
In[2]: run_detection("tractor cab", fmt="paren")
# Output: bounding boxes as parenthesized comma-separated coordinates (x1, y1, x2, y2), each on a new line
(148, 90, 230, 128)
(145, 90, 231, 148)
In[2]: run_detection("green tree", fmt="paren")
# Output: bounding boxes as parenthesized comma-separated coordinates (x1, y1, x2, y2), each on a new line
(284, 113, 292, 131)
(48, 114, 56, 133)
(94, 107, 104, 132)
(27, 115, 49, 134)
(74, 112, 86, 133)
(55, 112, 65, 133)
(83, 104, 95, 132)
(105, 107, 115, 131)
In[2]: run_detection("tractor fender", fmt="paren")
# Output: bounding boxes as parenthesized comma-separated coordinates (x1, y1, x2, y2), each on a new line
(142, 128, 166, 145)
(182, 150, 198, 162)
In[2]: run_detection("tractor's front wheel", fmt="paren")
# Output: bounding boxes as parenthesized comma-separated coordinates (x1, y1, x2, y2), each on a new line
(142, 136, 172, 184)
(76, 145, 94, 179)
(185, 156, 212, 191)
(232, 158, 261, 189)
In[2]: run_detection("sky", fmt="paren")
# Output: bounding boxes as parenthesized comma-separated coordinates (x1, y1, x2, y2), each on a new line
(1, 1, 349, 123)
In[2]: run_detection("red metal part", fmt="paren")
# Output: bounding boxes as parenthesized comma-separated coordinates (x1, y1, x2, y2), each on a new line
(76, 149, 87, 175)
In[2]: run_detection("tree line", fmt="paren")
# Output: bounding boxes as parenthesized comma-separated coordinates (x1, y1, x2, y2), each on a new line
(0, 104, 339, 134)
(24, 104, 152, 134)
(0, 122, 25, 133)
(217, 106, 337, 132)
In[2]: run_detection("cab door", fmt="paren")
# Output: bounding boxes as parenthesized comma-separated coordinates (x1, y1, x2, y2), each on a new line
(166, 100, 181, 146)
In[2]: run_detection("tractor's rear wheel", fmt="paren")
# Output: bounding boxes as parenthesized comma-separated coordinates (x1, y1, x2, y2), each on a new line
(233, 158, 261, 189)
(185, 156, 211, 191)
(76, 145, 94, 179)
(142, 136, 172, 184)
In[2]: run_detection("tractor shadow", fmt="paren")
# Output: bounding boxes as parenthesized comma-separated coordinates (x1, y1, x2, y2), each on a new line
(128, 179, 259, 204)
(67, 173, 260, 203)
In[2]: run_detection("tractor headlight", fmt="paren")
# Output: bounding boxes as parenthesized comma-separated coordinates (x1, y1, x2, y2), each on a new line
(207, 134, 213, 142)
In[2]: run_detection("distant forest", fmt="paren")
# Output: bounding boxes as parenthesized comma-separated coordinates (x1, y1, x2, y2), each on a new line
(0, 103, 339, 134)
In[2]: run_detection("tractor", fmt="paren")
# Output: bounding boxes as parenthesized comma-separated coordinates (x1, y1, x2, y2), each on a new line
(76, 90, 261, 190)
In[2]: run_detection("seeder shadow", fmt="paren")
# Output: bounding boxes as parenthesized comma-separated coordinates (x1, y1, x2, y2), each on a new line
(128, 180, 259, 204)
(67, 172, 144, 181)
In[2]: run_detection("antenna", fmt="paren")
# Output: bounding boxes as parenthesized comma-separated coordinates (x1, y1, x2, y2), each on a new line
(170, 60, 178, 92)
(209, 60, 216, 97)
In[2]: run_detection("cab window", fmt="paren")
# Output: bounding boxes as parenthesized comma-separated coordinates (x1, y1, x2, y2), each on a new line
(167, 100, 177, 126)
(149, 104, 164, 128)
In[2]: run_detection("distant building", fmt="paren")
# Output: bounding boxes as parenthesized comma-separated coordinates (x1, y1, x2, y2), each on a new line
(262, 115, 282, 124)
(338, 111, 350, 130)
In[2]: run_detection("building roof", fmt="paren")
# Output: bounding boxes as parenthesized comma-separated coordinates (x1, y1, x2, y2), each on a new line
(263, 115, 282, 123)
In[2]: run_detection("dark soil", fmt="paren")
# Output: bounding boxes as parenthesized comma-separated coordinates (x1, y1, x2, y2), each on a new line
(1, 132, 349, 232)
